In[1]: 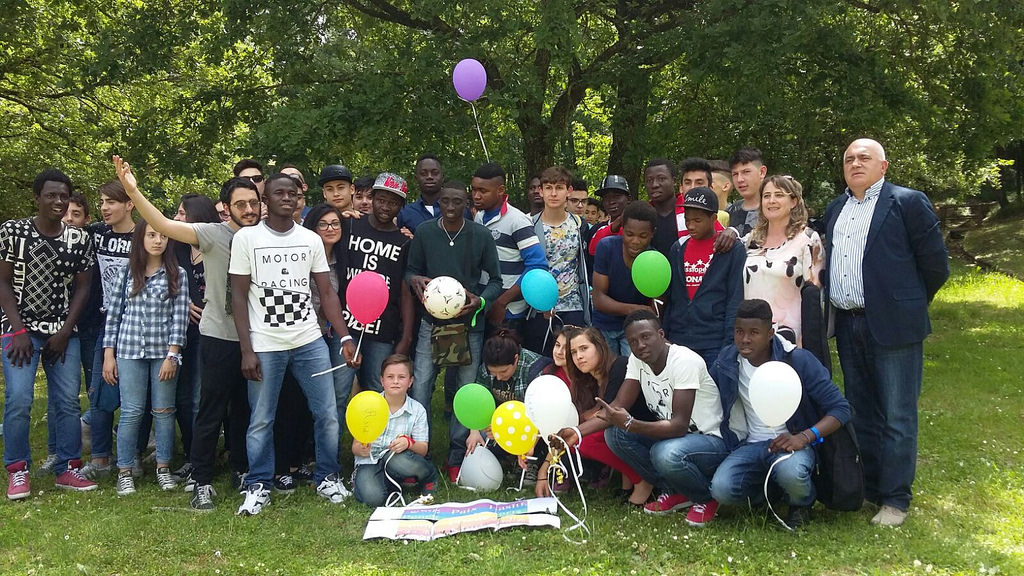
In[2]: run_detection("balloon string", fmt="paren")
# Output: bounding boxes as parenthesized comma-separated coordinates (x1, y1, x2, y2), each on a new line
(540, 312, 562, 353)
(354, 331, 364, 362)
(383, 450, 407, 508)
(469, 101, 490, 162)
(543, 436, 590, 544)
(764, 451, 796, 530)
(311, 364, 345, 377)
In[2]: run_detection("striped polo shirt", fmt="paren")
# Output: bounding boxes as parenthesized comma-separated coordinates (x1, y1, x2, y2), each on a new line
(475, 197, 543, 316)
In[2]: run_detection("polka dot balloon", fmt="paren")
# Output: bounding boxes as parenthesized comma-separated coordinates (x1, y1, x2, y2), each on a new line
(489, 400, 538, 456)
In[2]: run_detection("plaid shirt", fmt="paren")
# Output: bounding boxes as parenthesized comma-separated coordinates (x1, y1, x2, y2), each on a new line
(102, 265, 189, 359)
(476, 347, 544, 404)
(354, 395, 429, 466)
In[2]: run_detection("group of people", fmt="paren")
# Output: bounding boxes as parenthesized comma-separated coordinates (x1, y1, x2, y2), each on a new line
(1, 137, 949, 530)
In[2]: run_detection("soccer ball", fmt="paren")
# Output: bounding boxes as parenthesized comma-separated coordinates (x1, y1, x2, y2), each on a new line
(422, 276, 467, 320)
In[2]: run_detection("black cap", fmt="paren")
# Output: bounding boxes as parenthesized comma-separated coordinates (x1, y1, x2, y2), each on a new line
(318, 164, 353, 186)
(595, 175, 630, 197)
(682, 186, 719, 213)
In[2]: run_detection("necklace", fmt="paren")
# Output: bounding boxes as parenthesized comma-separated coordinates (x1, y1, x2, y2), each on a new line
(438, 218, 466, 247)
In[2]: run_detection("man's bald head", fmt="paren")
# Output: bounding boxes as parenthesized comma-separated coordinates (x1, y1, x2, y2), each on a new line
(843, 138, 889, 198)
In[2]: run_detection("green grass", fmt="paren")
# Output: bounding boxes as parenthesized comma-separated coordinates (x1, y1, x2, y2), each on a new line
(2, 261, 1023, 575)
(963, 217, 1024, 279)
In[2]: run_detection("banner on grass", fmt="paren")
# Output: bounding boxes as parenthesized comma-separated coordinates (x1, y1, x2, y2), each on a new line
(362, 498, 560, 541)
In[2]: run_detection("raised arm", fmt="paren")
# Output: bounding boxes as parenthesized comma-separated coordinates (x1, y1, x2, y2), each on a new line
(113, 156, 199, 246)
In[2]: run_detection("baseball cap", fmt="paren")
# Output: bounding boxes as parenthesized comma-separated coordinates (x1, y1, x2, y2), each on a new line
(595, 175, 630, 197)
(372, 172, 408, 200)
(682, 186, 719, 213)
(318, 165, 354, 186)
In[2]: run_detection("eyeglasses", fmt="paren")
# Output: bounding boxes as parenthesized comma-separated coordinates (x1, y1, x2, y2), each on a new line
(247, 175, 265, 184)
(316, 221, 342, 231)
(567, 198, 586, 205)
(232, 199, 262, 210)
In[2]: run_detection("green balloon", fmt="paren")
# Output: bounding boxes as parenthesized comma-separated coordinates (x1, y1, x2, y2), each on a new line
(631, 250, 672, 298)
(453, 383, 497, 430)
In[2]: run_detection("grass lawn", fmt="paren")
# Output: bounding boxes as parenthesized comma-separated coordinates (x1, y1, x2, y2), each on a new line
(963, 216, 1024, 279)
(1, 260, 1022, 575)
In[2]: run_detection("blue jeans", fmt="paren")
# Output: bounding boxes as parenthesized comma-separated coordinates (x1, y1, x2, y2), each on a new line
(411, 319, 483, 467)
(115, 358, 178, 468)
(48, 323, 99, 454)
(2, 333, 82, 475)
(352, 451, 438, 507)
(86, 322, 117, 460)
(605, 427, 728, 502)
(599, 328, 631, 356)
(835, 312, 923, 510)
(710, 441, 817, 508)
(331, 333, 393, 399)
(245, 338, 340, 486)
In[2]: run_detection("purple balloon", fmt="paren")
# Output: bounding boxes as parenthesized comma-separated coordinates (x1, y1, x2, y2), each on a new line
(453, 58, 487, 102)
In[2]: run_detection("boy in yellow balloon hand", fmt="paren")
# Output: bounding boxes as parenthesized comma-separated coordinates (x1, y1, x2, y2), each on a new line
(352, 354, 436, 507)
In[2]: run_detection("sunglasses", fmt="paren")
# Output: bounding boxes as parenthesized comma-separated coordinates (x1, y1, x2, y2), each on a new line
(247, 175, 265, 184)
(232, 199, 262, 210)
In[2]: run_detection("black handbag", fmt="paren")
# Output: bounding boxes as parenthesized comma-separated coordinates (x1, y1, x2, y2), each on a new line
(813, 418, 865, 511)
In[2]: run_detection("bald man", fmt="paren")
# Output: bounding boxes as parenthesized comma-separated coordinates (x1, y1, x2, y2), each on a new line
(822, 138, 949, 527)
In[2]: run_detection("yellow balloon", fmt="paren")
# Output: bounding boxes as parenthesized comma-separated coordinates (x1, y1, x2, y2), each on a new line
(490, 400, 538, 456)
(346, 391, 389, 444)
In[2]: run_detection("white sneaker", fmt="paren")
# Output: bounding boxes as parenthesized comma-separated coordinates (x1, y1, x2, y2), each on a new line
(116, 471, 136, 496)
(237, 483, 271, 516)
(316, 474, 351, 504)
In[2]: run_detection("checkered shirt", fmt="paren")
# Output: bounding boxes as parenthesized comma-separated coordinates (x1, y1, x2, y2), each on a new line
(102, 265, 190, 359)
(354, 395, 429, 466)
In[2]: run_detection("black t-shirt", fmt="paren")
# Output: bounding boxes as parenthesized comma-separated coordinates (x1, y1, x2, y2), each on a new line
(0, 219, 94, 335)
(339, 217, 410, 343)
(81, 222, 134, 328)
(653, 210, 680, 258)
(604, 356, 658, 422)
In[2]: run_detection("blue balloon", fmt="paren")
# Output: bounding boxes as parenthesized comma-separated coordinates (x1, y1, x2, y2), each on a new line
(521, 269, 559, 312)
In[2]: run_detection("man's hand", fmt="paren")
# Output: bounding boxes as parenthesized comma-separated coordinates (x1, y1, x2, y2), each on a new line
(400, 227, 413, 239)
(188, 302, 203, 325)
(394, 338, 411, 356)
(352, 441, 372, 458)
(770, 432, 811, 454)
(466, 430, 485, 454)
(41, 330, 70, 364)
(342, 339, 361, 368)
(113, 156, 139, 192)
(241, 350, 262, 382)
(552, 428, 578, 449)
(594, 397, 630, 428)
(409, 275, 431, 302)
(6, 332, 33, 368)
(486, 299, 506, 327)
(458, 293, 482, 319)
(713, 228, 738, 253)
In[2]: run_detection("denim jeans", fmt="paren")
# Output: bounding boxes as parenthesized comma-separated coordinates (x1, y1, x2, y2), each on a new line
(48, 322, 99, 454)
(411, 319, 483, 467)
(115, 358, 178, 468)
(835, 312, 923, 510)
(352, 451, 438, 507)
(2, 333, 82, 475)
(599, 328, 631, 356)
(710, 441, 816, 508)
(245, 338, 340, 486)
(605, 427, 728, 502)
(86, 321, 117, 460)
(331, 333, 393, 398)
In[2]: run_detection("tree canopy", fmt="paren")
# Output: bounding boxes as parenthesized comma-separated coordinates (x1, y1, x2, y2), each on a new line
(2, 0, 1022, 219)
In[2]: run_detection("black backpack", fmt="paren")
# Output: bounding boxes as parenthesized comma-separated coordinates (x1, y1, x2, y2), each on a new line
(812, 417, 865, 511)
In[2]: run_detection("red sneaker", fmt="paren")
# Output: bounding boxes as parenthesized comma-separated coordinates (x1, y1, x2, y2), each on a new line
(55, 459, 98, 492)
(447, 465, 460, 484)
(643, 493, 692, 515)
(685, 499, 719, 527)
(6, 461, 30, 500)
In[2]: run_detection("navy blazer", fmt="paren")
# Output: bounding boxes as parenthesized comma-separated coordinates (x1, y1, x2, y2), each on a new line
(823, 181, 949, 347)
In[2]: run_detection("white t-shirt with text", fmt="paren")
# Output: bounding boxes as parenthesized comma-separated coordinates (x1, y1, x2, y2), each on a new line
(626, 344, 723, 437)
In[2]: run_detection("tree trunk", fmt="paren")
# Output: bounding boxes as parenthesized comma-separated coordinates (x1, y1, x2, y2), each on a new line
(607, 66, 652, 197)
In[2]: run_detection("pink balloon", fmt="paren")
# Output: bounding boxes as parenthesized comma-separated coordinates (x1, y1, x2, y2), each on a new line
(452, 58, 487, 102)
(345, 271, 389, 325)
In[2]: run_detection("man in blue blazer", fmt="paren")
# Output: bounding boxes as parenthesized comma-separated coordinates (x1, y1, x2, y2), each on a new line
(823, 138, 949, 527)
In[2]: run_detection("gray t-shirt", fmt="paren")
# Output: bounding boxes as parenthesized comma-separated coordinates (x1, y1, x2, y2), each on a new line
(194, 222, 238, 342)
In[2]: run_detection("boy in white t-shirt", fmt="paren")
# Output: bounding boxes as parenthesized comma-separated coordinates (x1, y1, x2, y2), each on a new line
(599, 309, 729, 526)
(230, 173, 358, 516)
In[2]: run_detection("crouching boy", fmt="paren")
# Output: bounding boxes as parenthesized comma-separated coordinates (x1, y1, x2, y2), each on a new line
(709, 299, 851, 529)
(352, 354, 437, 507)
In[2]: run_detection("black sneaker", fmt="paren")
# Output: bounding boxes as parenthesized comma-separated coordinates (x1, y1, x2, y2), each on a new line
(784, 506, 812, 531)
(171, 462, 193, 482)
(231, 470, 249, 494)
(274, 474, 297, 494)
(191, 484, 217, 512)
(292, 465, 314, 486)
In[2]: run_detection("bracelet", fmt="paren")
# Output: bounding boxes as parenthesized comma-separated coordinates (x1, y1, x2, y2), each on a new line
(801, 430, 815, 444)
(809, 426, 824, 445)
(339, 335, 353, 345)
(1, 328, 28, 352)
(401, 434, 415, 446)
(623, 415, 634, 431)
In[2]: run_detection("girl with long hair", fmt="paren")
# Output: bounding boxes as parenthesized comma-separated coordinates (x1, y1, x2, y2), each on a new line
(101, 220, 189, 495)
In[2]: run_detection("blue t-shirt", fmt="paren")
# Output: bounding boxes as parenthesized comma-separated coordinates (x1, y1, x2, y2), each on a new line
(592, 235, 650, 331)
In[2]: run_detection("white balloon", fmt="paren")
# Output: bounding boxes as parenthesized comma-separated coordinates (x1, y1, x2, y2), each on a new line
(524, 374, 578, 437)
(458, 446, 502, 491)
(748, 361, 803, 427)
